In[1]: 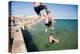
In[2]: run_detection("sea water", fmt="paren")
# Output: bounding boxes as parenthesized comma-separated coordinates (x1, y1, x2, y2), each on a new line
(22, 19, 78, 52)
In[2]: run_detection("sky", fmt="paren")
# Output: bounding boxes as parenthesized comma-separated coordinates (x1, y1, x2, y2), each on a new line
(9, 1, 78, 19)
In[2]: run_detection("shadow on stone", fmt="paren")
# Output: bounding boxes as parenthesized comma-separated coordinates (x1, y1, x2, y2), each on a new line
(21, 28, 39, 52)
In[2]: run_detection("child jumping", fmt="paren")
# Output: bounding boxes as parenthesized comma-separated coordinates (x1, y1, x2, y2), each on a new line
(43, 11, 56, 32)
(33, 2, 49, 17)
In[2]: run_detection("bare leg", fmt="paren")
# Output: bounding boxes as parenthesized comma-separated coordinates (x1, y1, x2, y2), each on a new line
(45, 27, 48, 32)
(51, 21, 55, 30)
(52, 37, 59, 43)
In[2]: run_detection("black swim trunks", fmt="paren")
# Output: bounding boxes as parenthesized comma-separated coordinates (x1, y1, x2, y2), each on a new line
(45, 21, 52, 27)
(34, 5, 47, 16)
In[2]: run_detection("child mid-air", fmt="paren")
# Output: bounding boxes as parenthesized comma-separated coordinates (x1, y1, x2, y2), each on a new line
(43, 11, 56, 32)
(43, 12, 59, 44)
(33, 2, 49, 18)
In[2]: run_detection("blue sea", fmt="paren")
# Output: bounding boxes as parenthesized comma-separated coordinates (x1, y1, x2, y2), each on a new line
(21, 19, 78, 52)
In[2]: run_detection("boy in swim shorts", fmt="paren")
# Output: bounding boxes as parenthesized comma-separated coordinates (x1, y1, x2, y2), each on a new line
(43, 11, 56, 32)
